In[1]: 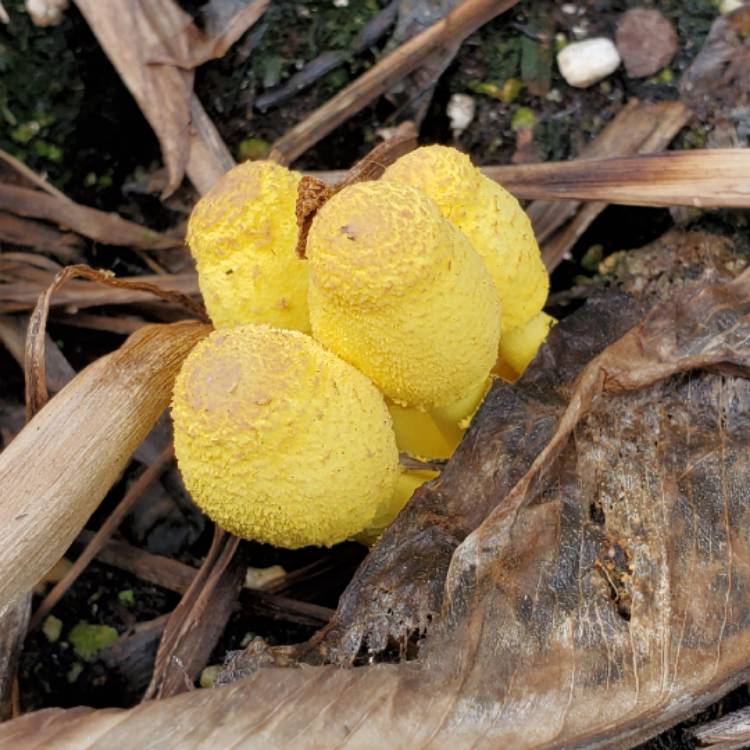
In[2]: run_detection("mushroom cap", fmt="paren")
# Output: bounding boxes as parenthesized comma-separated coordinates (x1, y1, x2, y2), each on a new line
(187, 160, 309, 331)
(172, 325, 399, 548)
(382, 145, 549, 334)
(307, 180, 501, 410)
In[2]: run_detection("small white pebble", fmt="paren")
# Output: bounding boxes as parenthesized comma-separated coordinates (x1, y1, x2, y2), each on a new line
(546, 88, 563, 102)
(244, 564, 286, 590)
(561, 3, 578, 14)
(25, 0, 68, 26)
(447, 93, 476, 136)
(333, 0, 349, 7)
(720, 0, 744, 14)
(557, 37, 621, 89)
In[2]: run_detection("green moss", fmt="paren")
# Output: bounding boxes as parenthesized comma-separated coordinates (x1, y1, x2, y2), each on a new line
(66, 662, 84, 684)
(237, 137, 271, 161)
(581, 244, 604, 272)
(0, 6, 84, 173)
(42, 615, 63, 643)
(68, 623, 119, 661)
(511, 106, 537, 132)
(199, 664, 222, 688)
(117, 589, 135, 606)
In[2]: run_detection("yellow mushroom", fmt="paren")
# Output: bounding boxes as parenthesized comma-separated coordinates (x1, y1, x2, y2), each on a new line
(356, 468, 439, 546)
(382, 144, 549, 337)
(172, 325, 399, 549)
(496, 311, 556, 380)
(307, 180, 501, 412)
(187, 160, 309, 331)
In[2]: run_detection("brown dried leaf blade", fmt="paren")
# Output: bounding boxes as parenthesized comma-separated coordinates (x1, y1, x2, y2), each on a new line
(0, 321, 209, 611)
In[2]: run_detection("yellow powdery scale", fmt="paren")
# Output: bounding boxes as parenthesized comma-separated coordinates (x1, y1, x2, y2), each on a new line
(172, 325, 400, 549)
(382, 145, 549, 335)
(307, 180, 501, 411)
(187, 160, 310, 331)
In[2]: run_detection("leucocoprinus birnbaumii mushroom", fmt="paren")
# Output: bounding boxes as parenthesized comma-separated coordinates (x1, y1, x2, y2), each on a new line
(381, 145, 552, 378)
(172, 325, 399, 549)
(307, 180, 501, 412)
(187, 160, 309, 332)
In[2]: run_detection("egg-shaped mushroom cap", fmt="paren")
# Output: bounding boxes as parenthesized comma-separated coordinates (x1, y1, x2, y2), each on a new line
(307, 180, 501, 410)
(172, 325, 399, 549)
(187, 160, 309, 332)
(382, 145, 548, 334)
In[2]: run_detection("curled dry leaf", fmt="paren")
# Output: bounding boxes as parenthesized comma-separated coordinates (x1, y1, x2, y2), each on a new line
(23, 264, 207, 419)
(6, 233, 750, 746)
(0, 320, 209, 612)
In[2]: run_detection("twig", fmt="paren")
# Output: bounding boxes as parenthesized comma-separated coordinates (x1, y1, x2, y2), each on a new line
(270, 0, 521, 164)
(688, 705, 750, 749)
(51, 311, 149, 336)
(0, 270, 200, 314)
(0, 184, 178, 251)
(0, 596, 30, 721)
(145, 529, 244, 700)
(29, 445, 175, 631)
(0, 148, 68, 201)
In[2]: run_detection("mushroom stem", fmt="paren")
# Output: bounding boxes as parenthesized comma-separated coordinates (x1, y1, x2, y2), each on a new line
(495, 312, 556, 381)
(430, 376, 492, 440)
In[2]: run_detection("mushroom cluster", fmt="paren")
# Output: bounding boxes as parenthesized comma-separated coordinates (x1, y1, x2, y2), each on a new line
(172, 146, 552, 549)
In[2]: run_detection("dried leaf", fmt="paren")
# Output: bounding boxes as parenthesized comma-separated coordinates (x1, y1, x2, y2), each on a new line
(24, 265, 206, 418)
(688, 706, 750, 749)
(0, 595, 29, 721)
(73, 0, 237, 196)
(145, 529, 245, 700)
(0, 212, 83, 264)
(0, 184, 177, 250)
(0, 268, 200, 314)
(0, 148, 68, 200)
(154, 0, 270, 69)
(0, 320, 209, 611)
(0, 315, 74, 395)
(483, 148, 750, 208)
(680, 6, 750, 118)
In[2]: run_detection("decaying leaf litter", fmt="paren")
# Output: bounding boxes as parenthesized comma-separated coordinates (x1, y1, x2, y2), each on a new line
(1, 0, 750, 748)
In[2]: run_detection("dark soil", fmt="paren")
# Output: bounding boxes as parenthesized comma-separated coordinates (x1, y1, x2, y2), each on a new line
(1, 0, 748, 746)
